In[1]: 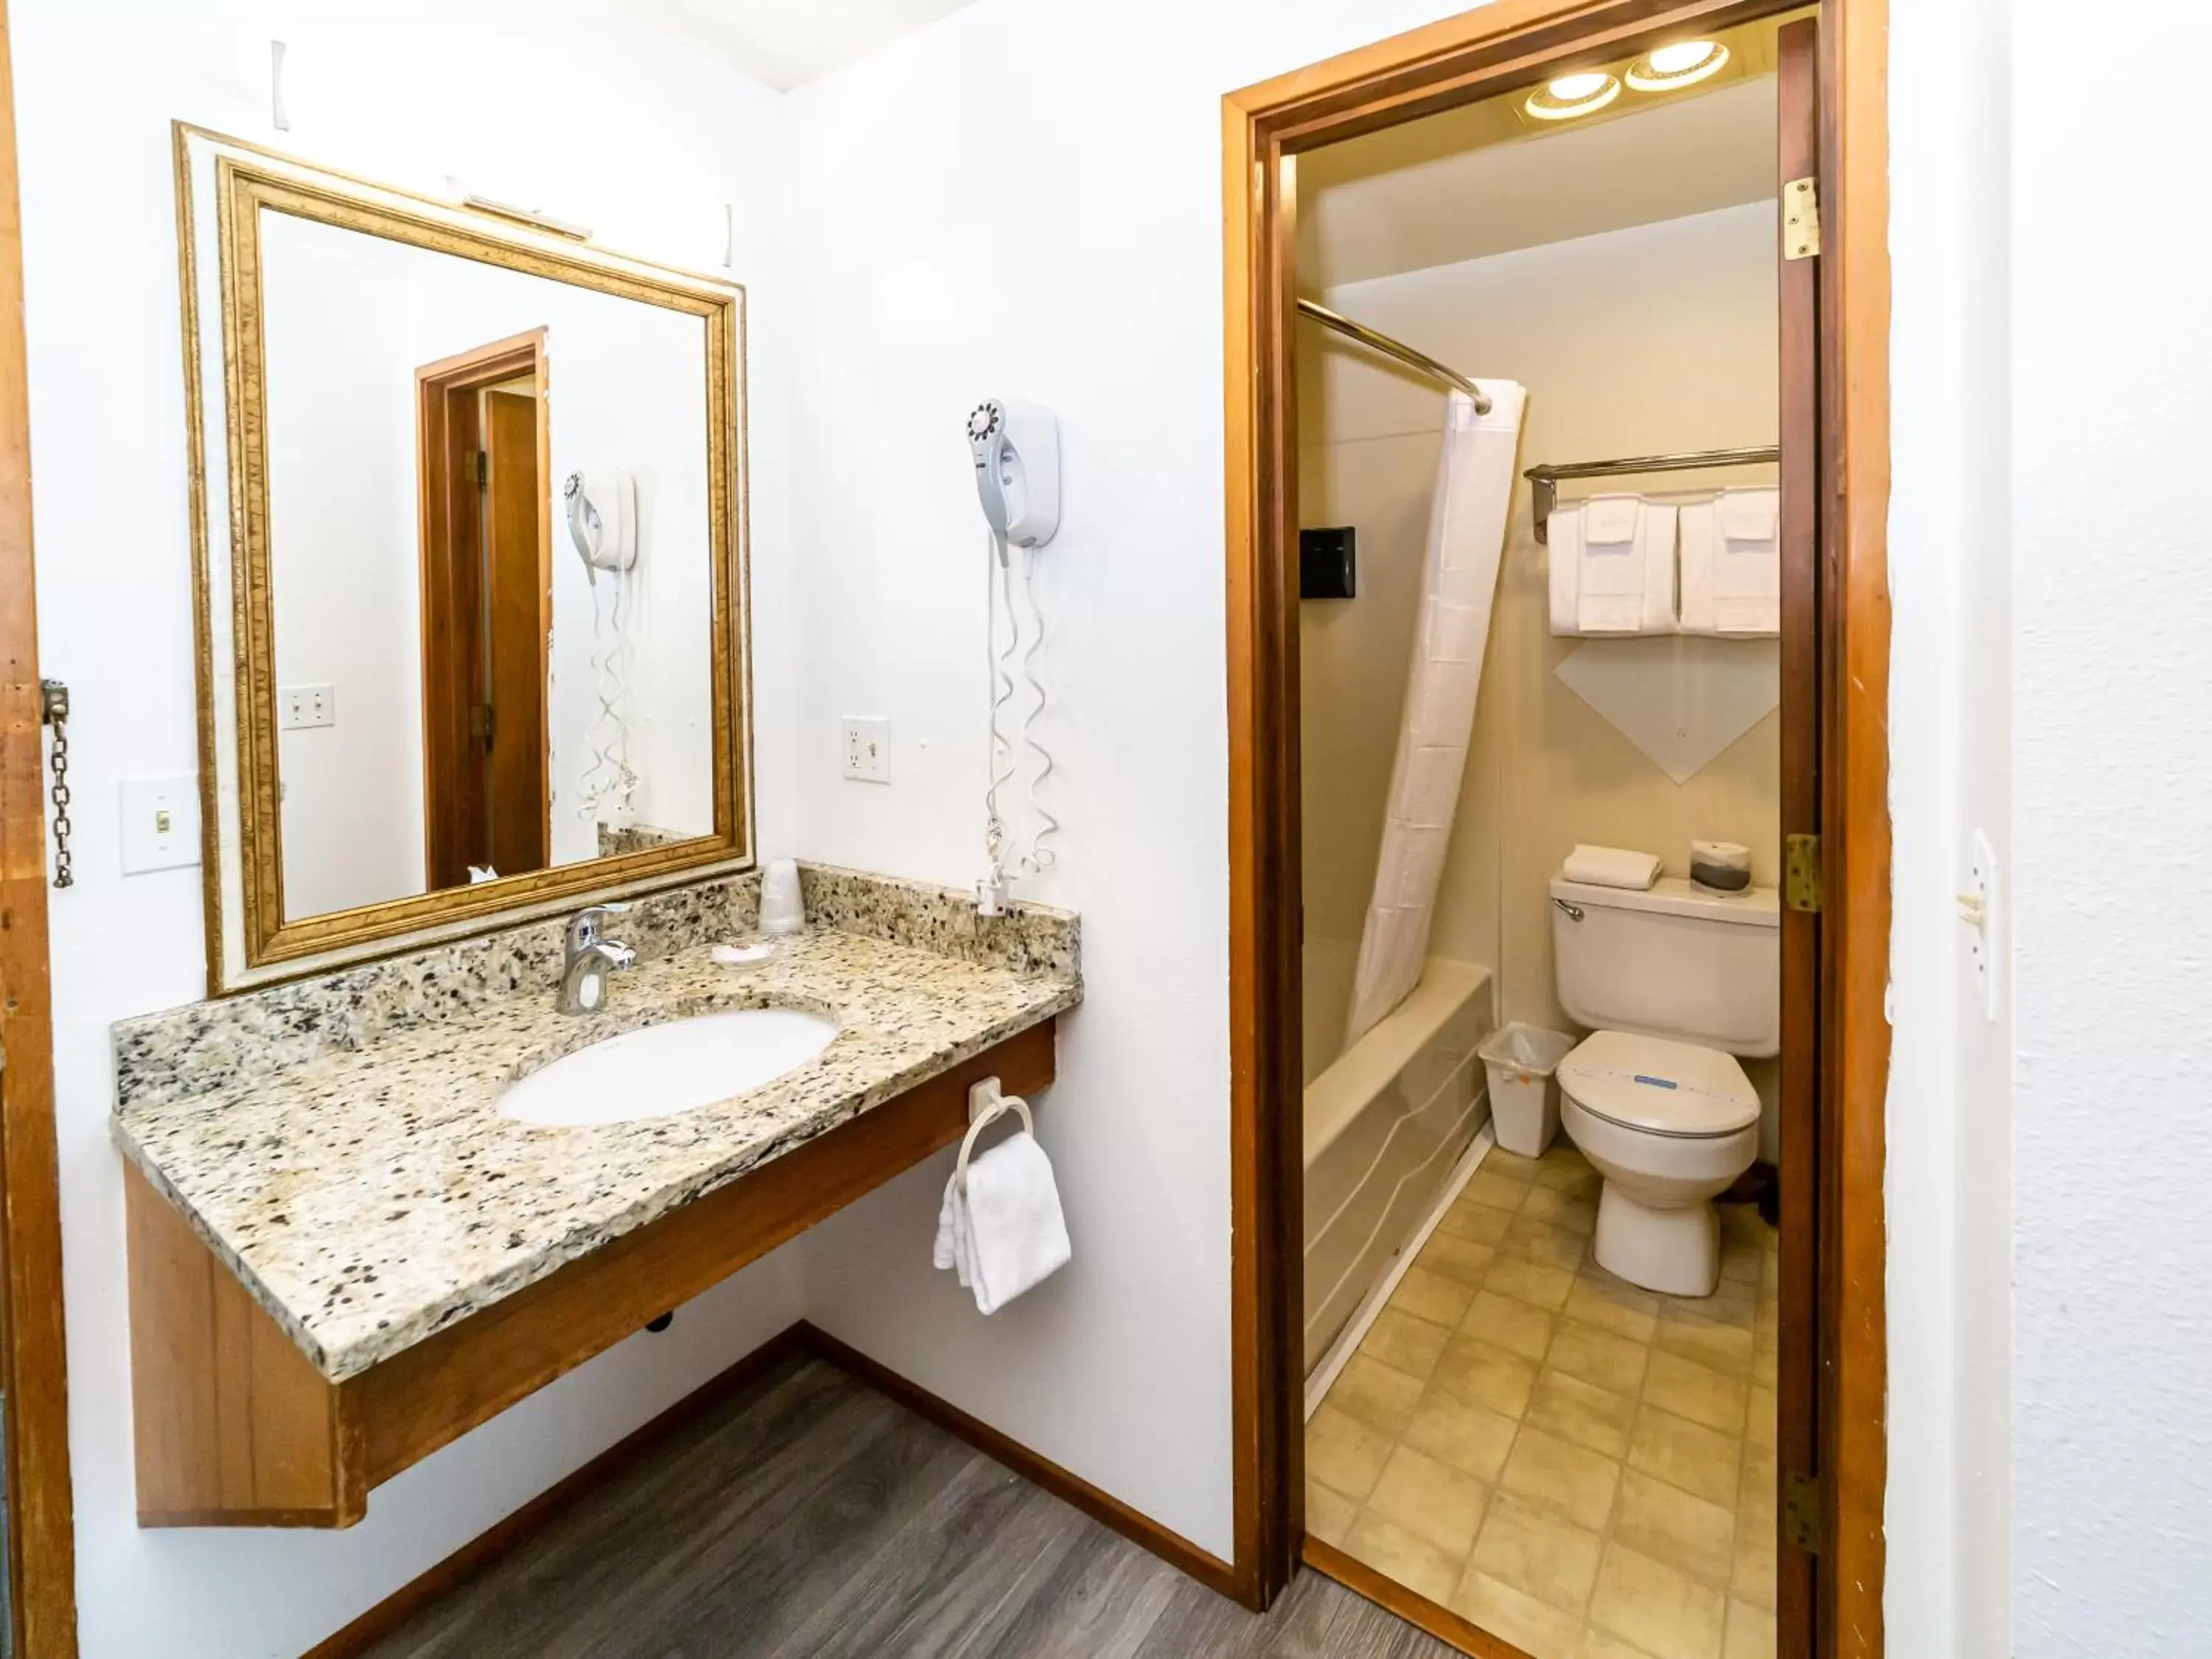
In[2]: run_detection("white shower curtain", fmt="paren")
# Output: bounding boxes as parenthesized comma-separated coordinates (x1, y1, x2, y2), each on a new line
(1343, 382, 1527, 1051)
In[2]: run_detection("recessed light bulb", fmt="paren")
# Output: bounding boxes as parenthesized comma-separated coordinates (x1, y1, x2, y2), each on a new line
(1625, 40, 1730, 91)
(1523, 71, 1622, 122)
(1547, 72, 1613, 100)
(1649, 41, 1716, 73)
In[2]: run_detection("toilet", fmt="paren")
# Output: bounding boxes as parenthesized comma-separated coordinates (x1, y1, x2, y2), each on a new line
(1549, 872, 1778, 1297)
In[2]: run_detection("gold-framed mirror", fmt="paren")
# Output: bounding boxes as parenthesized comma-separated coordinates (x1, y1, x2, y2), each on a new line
(175, 126, 753, 994)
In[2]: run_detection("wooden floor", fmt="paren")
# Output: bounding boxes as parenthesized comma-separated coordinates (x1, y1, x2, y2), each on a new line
(367, 1352, 1458, 1659)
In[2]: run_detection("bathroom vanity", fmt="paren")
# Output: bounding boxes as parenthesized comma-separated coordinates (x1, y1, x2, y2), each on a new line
(111, 868, 1079, 1527)
(110, 130, 1089, 1532)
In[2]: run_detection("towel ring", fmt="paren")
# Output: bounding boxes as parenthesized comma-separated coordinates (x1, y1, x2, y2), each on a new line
(954, 1091, 1034, 1192)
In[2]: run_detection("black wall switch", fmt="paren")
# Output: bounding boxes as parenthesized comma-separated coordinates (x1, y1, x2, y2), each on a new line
(1301, 526, 1357, 599)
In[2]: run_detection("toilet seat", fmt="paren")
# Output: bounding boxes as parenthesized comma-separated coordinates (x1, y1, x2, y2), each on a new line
(1559, 1030, 1759, 1140)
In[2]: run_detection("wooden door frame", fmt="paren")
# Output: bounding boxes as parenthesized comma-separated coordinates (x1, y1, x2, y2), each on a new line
(1220, 1, 1891, 1649)
(0, 1, 80, 1653)
(415, 328, 551, 891)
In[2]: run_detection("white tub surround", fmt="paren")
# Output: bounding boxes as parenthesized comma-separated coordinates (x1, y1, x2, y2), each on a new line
(1304, 956, 1493, 1371)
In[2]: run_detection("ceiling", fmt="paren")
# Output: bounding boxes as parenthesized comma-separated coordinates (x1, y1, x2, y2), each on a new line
(625, 0, 982, 91)
(1298, 18, 1790, 289)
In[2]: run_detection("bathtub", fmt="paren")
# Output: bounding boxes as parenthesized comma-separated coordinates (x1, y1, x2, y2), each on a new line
(1303, 954, 1493, 1375)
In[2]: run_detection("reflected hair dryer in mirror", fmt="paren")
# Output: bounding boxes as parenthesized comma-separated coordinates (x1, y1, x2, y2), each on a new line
(565, 469, 641, 829)
(564, 469, 638, 576)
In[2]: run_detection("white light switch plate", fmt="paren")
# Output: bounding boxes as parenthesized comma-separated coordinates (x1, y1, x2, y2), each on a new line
(841, 717, 890, 783)
(119, 775, 201, 874)
(280, 684, 335, 729)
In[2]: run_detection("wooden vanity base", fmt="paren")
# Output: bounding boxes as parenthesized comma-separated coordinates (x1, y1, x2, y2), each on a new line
(127, 1019, 1055, 1527)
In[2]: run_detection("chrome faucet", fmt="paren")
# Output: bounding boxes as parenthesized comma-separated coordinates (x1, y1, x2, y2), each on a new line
(558, 902, 636, 1015)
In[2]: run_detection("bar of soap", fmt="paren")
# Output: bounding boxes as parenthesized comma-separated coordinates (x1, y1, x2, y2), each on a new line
(713, 942, 776, 967)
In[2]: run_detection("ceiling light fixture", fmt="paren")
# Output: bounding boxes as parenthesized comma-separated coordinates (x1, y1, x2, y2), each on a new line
(1523, 71, 1622, 122)
(1625, 40, 1731, 91)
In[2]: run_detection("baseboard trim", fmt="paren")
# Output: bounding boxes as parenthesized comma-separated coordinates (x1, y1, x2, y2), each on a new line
(1302, 1537, 1534, 1659)
(300, 1323, 812, 1659)
(300, 1318, 1239, 1656)
(797, 1321, 1242, 1602)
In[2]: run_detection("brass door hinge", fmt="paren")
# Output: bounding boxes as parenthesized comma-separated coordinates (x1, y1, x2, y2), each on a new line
(475, 449, 490, 488)
(470, 702, 495, 743)
(1782, 1470, 1823, 1554)
(1785, 832, 1823, 913)
(1783, 175, 1820, 260)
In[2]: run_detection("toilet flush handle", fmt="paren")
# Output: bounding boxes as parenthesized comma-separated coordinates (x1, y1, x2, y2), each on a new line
(1553, 897, 1585, 922)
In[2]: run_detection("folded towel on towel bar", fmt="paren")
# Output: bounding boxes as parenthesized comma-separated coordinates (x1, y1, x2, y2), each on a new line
(1679, 486, 1780, 636)
(1548, 494, 1677, 636)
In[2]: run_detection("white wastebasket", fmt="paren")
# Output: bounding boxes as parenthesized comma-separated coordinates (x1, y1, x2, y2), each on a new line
(1478, 1023, 1577, 1158)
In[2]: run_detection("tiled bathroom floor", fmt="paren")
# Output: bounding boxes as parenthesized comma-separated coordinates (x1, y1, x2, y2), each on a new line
(1307, 1139, 1778, 1659)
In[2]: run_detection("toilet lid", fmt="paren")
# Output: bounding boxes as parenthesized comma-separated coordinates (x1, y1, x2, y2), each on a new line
(1559, 1031, 1761, 1138)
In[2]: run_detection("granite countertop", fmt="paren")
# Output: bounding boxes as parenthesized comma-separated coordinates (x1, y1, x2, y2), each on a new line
(112, 877, 1077, 1383)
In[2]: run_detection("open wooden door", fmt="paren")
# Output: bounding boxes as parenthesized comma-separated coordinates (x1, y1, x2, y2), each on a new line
(0, 1, 77, 1648)
(1774, 17, 1823, 1659)
(480, 384, 548, 880)
(415, 329, 549, 889)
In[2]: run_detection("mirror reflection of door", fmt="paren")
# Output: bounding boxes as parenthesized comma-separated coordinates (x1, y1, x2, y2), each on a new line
(417, 330, 551, 891)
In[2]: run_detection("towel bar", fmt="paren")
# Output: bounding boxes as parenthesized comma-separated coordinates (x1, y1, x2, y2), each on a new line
(1526, 445, 1779, 540)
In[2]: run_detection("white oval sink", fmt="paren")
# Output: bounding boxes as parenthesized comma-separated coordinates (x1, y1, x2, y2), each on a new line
(499, 1009, 838, 1128)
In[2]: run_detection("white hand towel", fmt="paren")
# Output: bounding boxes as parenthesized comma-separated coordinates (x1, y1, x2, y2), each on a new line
(1563, 495, 1677, 634)
(1562, 844, 1661, 890)
(1573, 493, 1644, 633)
(1677, 496, 1718, 634)
(1681, 488, 1779, 636)
(933, 1130, 1071, 1315)
(1547, 501, 1584, 633)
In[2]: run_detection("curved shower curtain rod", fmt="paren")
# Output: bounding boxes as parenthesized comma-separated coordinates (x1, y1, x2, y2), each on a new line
(1295, 296, 1492, 415)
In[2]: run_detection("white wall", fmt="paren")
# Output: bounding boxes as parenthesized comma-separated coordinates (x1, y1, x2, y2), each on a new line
(261, 215, 426, 916)
(1883, 0, 2016, 1651)
(10, 2, 802, 1655)
(2008, 1, 2211, 1652)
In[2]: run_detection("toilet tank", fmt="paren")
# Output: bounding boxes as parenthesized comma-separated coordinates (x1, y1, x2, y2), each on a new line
(1549, 874, 1780, 1056)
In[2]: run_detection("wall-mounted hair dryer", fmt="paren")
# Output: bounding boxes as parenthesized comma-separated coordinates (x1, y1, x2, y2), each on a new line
(967, 399, 1060, 550)
(967, 399, 1062, 917)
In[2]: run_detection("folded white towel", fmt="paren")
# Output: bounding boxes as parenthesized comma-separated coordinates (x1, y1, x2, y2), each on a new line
(1583, 495, 1640, 543)
(1551, 495, 1677, 636)
(1546, 503, 1581, 634)
(1562, 844, 1661, 889)
(933, 1128, 1071, 1315)
(1680, 488, 1779, 636)
(1720, 487, 1779, 541)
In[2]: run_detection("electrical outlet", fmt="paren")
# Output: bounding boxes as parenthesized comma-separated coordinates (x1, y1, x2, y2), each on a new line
(280, 684, 335, 730)
(841, 717, 890, 783)
(119, 775, 201, 874)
